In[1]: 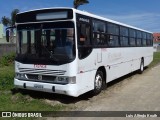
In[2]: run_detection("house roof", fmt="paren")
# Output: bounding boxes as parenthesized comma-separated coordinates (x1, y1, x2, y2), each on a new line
(153, 33, 160, 37)
(153, 33, 160, 42)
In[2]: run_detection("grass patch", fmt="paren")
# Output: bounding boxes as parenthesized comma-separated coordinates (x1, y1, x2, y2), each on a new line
(0, 53, 15, 91)
(0, 52, 15, 67)
(149, 52, 160, 67)
(0, 92, 65, 111)
(0, 65, 14, 91)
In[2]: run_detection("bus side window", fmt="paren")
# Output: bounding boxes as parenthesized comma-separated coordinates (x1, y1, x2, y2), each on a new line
(136, 31, 142, 46)
(93, 20, 106, 46)
(107, 23, 120, 47)
(78, 24, 90, 45)
(142, 32, 147, 46)
(147, 33, 152, 46)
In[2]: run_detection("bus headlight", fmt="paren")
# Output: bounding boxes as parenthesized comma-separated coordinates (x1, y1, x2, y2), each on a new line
(15, 73, 26, 79)
(68, 76, 76, 84)
(56, 76, 76, 84)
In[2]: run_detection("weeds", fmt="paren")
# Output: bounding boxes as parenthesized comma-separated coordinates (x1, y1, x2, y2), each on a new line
(0, 65, 14, 91)
(0, 52, 15, 66)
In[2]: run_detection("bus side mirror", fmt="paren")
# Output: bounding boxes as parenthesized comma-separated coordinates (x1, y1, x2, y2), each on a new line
(6, 30, 10, 42)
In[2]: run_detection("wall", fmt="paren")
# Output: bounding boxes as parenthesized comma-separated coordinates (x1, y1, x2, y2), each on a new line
(0, 44, 16, 57)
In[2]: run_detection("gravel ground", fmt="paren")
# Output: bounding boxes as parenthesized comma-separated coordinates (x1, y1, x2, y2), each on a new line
(47, 64, 160, 120)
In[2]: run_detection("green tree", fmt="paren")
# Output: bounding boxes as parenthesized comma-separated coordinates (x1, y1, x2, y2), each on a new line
(73, 0, 89, 9)
(1, 16, 11, 27)
(1, 9, 19, 43)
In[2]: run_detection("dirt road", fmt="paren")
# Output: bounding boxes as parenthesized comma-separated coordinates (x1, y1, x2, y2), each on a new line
(49, 64, 160, 120)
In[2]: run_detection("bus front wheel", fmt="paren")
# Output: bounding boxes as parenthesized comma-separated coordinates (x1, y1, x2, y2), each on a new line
(92, 71, 104, 95)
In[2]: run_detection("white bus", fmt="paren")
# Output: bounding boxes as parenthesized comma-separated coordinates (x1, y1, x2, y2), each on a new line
(9, 8, 153, 97)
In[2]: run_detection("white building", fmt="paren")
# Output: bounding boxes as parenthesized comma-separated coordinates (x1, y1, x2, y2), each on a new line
(0, 24, 3, 38)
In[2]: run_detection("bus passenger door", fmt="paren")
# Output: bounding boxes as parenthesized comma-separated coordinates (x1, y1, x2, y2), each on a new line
(77, 22, 95, 73)
(97, 51, 102, 63)
(96, 33, 102, 63)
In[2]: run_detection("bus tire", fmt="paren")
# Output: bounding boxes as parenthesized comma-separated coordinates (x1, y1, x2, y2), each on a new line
(92, 71, 104, 95)
(139, 59, 144, 74)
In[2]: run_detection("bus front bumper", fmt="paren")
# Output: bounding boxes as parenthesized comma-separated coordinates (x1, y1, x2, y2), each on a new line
(14, 78, 79, 97)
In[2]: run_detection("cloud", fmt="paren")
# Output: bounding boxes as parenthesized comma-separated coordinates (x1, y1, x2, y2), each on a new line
(101, 13, 160, 32)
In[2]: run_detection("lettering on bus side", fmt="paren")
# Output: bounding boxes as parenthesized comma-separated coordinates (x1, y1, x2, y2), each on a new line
(34, 64, 47, 69)
(77, 14, 90, 24)
(79, 17, 90, 23)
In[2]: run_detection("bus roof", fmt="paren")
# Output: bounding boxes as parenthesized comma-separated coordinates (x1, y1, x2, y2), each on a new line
(74, 8, 152, 33)
(18, 7, 152, 33)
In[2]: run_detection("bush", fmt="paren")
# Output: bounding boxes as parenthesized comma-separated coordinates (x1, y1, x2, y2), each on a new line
(0, 52, 16, 66)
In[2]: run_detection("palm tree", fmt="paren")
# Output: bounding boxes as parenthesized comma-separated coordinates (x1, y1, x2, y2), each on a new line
(73, 0, 89, 9)
(1, 16, 11, 27)
(1, 9, 19, 43)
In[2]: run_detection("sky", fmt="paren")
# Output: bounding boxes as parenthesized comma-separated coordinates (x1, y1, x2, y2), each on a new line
(0, 0, 160, 32)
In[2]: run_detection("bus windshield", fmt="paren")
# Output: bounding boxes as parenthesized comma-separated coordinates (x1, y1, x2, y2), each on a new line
(16, 21, 76, 65)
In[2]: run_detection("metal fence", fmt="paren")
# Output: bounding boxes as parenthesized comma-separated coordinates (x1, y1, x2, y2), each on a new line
(0, 44, 16, 58)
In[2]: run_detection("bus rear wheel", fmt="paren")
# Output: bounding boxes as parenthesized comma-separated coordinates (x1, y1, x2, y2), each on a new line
(139, 59, 144, 74)
(92, 71, 104, 95)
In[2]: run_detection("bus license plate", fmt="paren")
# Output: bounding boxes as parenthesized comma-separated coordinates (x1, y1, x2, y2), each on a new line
(34, 84, 43, 89)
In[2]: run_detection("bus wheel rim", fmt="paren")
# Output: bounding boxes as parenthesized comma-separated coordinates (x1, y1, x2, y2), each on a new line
(141, 62, 144, 71)
(95, 74, 102, 90)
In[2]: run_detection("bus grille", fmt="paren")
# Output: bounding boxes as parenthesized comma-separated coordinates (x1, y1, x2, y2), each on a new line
(19, 68, 66, 76)
(26, 74, 57, 81)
